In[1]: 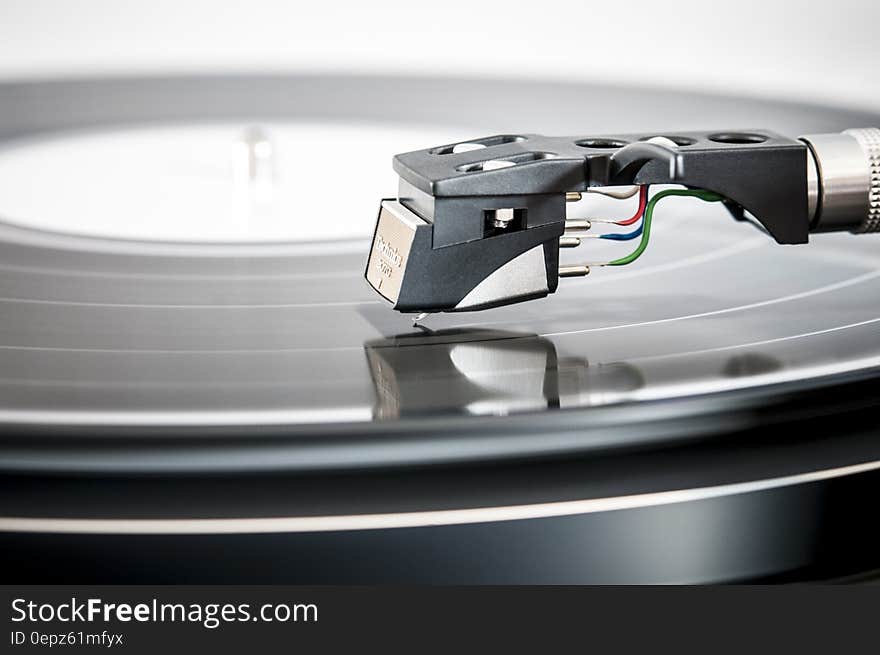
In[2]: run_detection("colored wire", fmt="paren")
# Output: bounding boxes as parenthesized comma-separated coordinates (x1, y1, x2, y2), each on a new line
(599, 223, 643, 241)
(587, 185, 640, 200)
(595, 185, 649, 240)
(606, 188, 724, 267)
(613, 185, 649, 226)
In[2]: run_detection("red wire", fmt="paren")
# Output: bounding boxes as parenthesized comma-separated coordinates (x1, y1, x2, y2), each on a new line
(613, 185, 648, 226)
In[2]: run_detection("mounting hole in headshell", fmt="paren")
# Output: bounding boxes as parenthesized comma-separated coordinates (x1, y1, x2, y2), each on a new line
(431, 135, 526, 155)
(708, 132, 768, 144)
(575, 138, 629, 149)
(639, 135, 697, 146)
(455, 152, 557, 172)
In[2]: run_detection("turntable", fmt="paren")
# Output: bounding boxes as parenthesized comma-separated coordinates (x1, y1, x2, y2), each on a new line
(1, 75, 879, 583)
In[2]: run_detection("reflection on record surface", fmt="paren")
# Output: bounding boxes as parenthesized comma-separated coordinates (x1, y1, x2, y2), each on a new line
(365, 329, 644, 419)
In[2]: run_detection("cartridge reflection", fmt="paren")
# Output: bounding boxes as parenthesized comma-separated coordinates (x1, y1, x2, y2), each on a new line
(365, 329, 644, 419)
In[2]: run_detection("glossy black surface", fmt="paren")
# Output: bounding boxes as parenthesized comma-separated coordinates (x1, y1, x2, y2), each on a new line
(1, 75, 879, 583)
(0, 75, 879, 472)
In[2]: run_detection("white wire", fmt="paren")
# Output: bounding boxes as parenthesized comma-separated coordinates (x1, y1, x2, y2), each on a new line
(585, 185, 640, 200)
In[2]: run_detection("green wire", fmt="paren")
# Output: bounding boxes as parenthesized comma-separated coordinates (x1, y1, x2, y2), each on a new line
(607, 188, 725, 266)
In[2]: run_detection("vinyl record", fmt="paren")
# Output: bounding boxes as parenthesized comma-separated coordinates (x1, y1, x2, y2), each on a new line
(1, 76, 879, 583)
(0, 75, 878, 472)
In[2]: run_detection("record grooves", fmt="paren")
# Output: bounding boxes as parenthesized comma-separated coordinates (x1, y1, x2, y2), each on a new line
(0, 75, 878, 583)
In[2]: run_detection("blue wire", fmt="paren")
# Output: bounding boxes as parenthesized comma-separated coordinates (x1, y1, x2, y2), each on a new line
(598, 223, 643, 240)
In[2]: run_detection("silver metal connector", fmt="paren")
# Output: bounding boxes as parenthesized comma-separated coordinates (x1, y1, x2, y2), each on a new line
(564, 219, 592, 232)
(559, 265, 590, 278)
(800, 127, 880, 233)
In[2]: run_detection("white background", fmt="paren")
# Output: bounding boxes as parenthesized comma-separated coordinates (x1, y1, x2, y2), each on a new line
(2, 0, 879, 111)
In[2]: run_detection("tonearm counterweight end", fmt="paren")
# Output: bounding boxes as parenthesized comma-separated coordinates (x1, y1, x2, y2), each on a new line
(365, 128, 880, 314)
